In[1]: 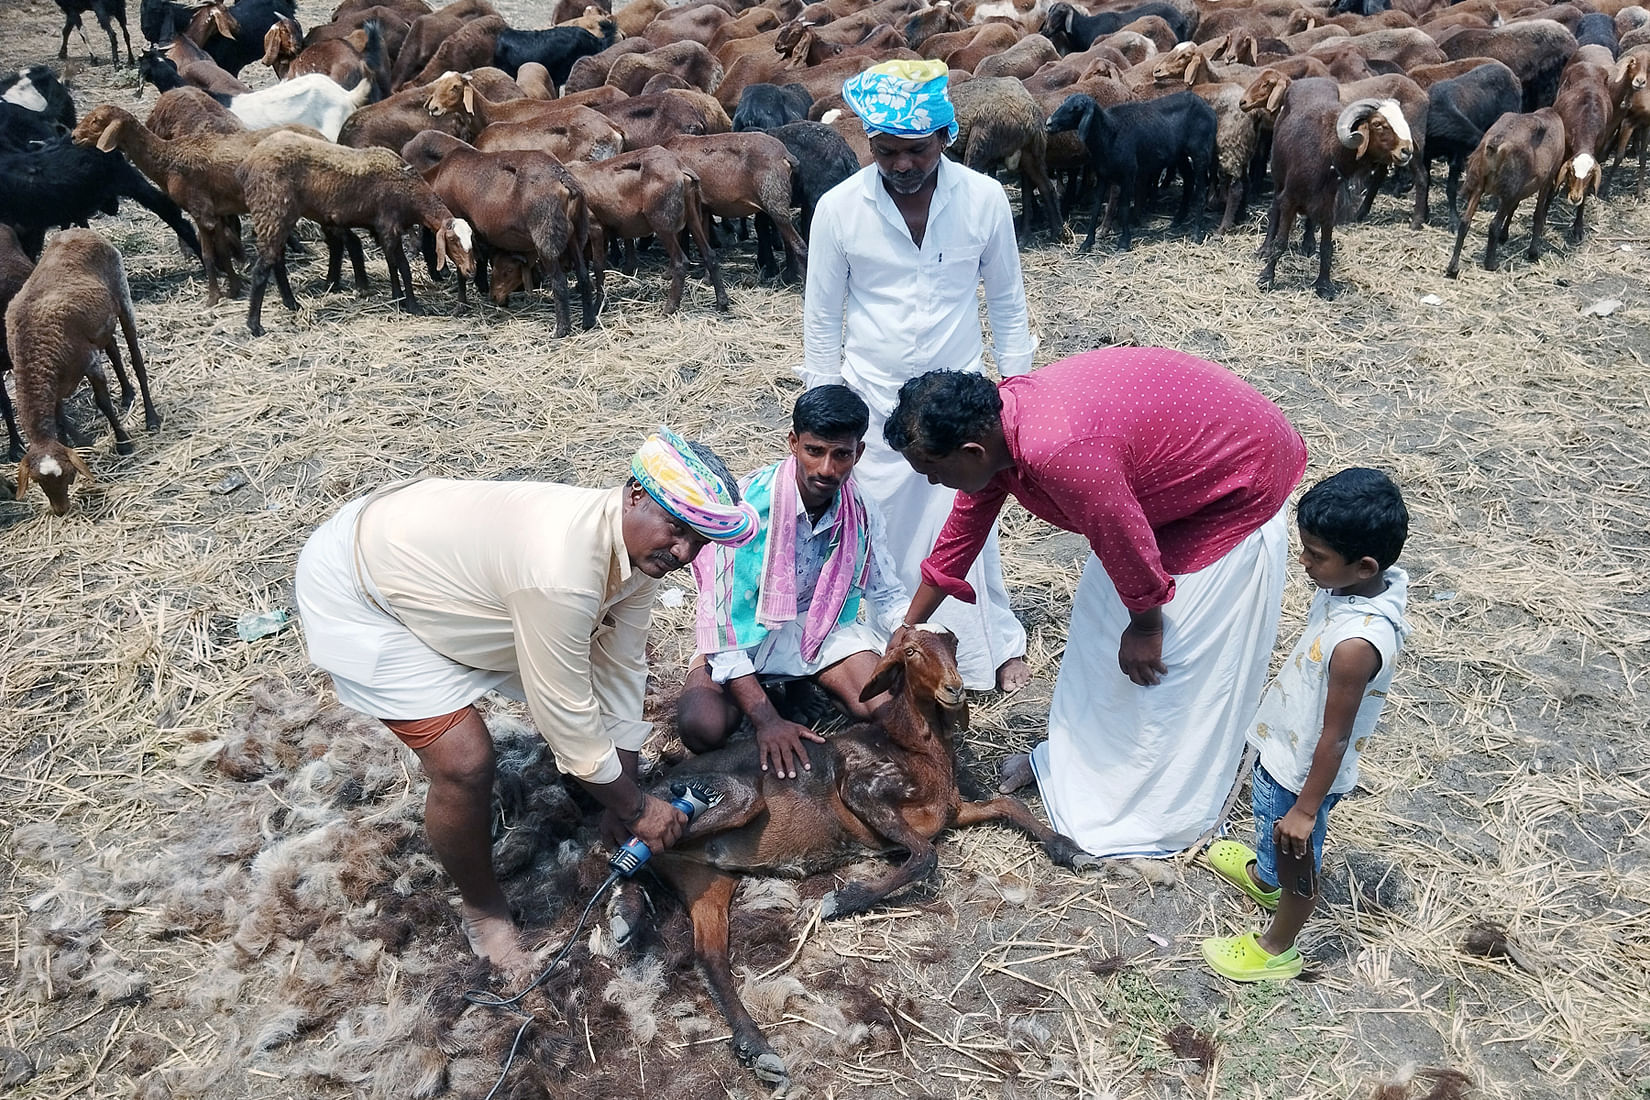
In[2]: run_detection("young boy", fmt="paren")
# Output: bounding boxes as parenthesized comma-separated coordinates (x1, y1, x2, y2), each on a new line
(1201, 467, 1413, 981)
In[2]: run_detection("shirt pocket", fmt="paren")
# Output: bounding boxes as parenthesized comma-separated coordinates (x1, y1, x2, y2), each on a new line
(934, 244, 986, 300)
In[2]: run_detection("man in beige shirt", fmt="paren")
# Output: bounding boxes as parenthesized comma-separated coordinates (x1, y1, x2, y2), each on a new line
(295, 431, 757, 973)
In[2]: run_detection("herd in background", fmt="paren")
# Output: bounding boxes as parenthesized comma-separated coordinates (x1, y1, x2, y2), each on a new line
(2, 0, 1648, 513)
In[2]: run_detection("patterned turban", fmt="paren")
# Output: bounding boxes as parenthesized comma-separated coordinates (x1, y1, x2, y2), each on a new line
(631, 427, 759, 547)
(841, 59, 958, 142)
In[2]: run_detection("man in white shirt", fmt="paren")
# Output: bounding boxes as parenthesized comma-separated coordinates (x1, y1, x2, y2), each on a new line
(294, 431, 757, 974)
(678, 386, 909, 779)
(802, 59, 1033, 693)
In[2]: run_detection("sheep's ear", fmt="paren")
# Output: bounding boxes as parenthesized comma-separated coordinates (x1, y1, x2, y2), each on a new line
(434, 226, 450, 271)
(1185, 53, 1204, 84)
(859, 650, 904, 703)
(96, 119, 122, 152)
(1265, 74, 1286, 114)
(67, 450, 94, 481)
(462, 80, 474, 115)
(1351, 125, 1369, 159)
(15, 460, 30, 501)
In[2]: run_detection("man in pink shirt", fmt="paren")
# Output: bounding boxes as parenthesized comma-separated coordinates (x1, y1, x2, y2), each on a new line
(886, 347, 1309, 856)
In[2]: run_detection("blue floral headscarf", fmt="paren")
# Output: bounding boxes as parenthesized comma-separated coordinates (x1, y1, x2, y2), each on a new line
(840, 59, 959, 142)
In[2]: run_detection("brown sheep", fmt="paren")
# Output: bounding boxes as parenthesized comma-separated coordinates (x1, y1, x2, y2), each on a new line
(564, 38, 652, 92)
(971, 32, 1058, 78)
(949, 77, 1064, 236)
(400, 131, 596, 335)
(1445, 107, 1566, 274)
(649, 628, 1093, 1088)
(337, 73, 481, 149)
(8, 230, 158, 515)
(641, 2, 732, 46)
(262, 14, 384, 96)
(596, 90, 730, 149)
(474, 106, 627, 161)
(404, 13, 506, 89)
(143, 87, 245, 140)
(389, 0, 499, 89)
(664, 131, 807, 280)
(0, 225, 33, 459)
(234, 133, 476, 335)
(565, 145, 729, 312)
(605, 40, 724, 93)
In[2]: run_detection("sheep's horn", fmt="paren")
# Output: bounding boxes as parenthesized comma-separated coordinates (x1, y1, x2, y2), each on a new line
(1336, 97, 1383, 148)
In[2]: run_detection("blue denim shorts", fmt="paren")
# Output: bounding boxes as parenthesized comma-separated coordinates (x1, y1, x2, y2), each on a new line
(1251, 763, 1342, 891)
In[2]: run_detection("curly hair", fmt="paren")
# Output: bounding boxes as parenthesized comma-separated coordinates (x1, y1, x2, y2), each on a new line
(883, 370, 1003, 455)
(1297, 467, 1407, 570)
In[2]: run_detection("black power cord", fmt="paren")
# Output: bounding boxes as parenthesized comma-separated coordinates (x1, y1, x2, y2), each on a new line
(463, 869, 624, 1100)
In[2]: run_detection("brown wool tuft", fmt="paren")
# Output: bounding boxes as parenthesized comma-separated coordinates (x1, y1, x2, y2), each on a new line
(1165, 1023, 1218, 1073)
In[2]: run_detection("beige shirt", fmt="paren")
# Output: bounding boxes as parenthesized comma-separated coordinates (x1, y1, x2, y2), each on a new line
(357, 480, 656, 784)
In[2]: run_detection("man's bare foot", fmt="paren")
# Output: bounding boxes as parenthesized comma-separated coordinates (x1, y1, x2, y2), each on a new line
(461, 907, 533, 978)
(996, 657, 1031, 694)
(999, 751, 1034, 794)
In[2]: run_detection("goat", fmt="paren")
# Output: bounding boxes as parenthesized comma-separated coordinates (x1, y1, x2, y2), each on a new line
(648, 627, 1095, 1087)
(399, 131, 596, 336)
(262, 15, 386, 99)
(0, 225, 33, 460)
(1423, 59, 1523, 226)
(1047, 89, 1217, 250)
(54, 0, 137, 67)
(219, 73, 374, 140)
(235, 133, 475, 335)
(1044, 1, 1194, 52)
(950, 76, 1065, 237)
(8, 229, 158, 515)
(564, 145, 728, 312)
(769, 119, 859, 235)
(1258, 80, 1414, 297)
(1444, 106, 1566, 275)
(732, 82, 812, 131)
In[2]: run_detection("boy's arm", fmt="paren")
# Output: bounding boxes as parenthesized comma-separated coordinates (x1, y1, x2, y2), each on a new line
(1274, 637, 1382, 858)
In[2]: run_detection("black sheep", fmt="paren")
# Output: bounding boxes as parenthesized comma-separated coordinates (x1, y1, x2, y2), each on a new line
(0, 105, 65, 154)
(1046, 90, 1216, 251)
(53, 0, 136, 67)
(1575, 12, 1619, 56)
(493, 21, 616, 85)
(1043, 1, 1194, 54)
(0, 67, 79, 131)
(769, 121, 858, 237)
(1425, 61, 1523, 227)
(733, 83, 813, 133)
(0, 137, 202, 262)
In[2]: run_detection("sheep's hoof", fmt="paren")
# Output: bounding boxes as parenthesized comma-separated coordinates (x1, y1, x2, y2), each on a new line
(752, 1052, 789, 1085)
(1046, 834, 1100, 872)
(145, 414, 162, 432)
(115, 439, 135, 456)
(1444, 266, 1460, 280)
(1314, 281, 1339, 300)
(819, 883, 873, 920)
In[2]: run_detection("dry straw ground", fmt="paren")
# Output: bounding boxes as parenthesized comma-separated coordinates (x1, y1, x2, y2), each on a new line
(2, 1, 1648, 1097)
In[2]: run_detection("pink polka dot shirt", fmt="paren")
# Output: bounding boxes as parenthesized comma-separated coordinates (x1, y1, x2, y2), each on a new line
(922, 347, 1309, 612)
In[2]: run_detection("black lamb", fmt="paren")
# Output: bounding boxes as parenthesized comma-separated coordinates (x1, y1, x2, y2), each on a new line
(1043, 1, 1195, 54)
(140, 0, 299, 75)
(1425, 61, 1523, 227)
(0, 137, 202, 261)
(733, 83, 813, 132)
(770, 120, 859, 237)
(1575, 12, 1619, 56)
(1046, 89, 1216, 250)
(0, 66, 79, 131)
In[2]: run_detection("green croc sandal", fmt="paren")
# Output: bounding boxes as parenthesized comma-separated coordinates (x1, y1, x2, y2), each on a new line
(1201, 932, 1303, 982)
(1206, 840, 1280, 911)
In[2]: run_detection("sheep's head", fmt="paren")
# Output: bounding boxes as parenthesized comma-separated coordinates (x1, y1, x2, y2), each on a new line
(1337, 97, 1413, 165)
(1286, 10, 1317, 33)
(1045, 92, 1094, 134)
(487, 253, 532, 305)
(859, 625, 968, 738)
(1558, 152, 1602, 201)
(1152, 40, 1202, 82)
(1238, 68, 1288, 115)
(261, 16, 301, 69)
(424, 71, 474, 118)
(435, 217, 475, 278)
(188, 3, 241, 46)
(72, 104, 132, 151)
(17, 442, 92, 516)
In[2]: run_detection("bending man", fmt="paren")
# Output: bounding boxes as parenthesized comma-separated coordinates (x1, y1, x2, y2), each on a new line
(294, 430, 757, 973)
(677, 385, 908, 778)
(802, 58, 1033, 693)
(887, 349, 1309, 857)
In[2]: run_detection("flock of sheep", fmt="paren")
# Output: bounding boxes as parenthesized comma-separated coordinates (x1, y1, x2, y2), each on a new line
(1, 0, 1646, 515)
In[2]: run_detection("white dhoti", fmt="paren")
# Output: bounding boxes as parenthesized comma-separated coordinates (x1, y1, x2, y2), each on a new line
(859, 409, 1028, 691)
(1030, 509, 1289, 857)
(295, 496, 519, 719)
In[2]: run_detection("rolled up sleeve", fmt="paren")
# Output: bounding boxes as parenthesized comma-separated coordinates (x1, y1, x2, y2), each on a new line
(919, 481, 1010, 604)
(506, 585, 624, 783)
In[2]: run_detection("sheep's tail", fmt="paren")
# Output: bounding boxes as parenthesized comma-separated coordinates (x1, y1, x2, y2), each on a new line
(598, 17, 619, 48)
(347, 74, 372, 108)
(360, 20, 385, 96)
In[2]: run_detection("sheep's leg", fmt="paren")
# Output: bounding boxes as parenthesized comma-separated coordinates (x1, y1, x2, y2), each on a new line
(659, 219, 690, 315)
(385, 235, 422, 314)
(1637, 135, 1646, 199)
(1217, 175, 1244, 235)
(58, 12, 77, 60)
(82, 359, 135, 456)
(98, 11, 121, 67)
(1299, 217, 1316, 255)
(651, 861, 788, 1085)
(0, 378, 23, 461)
(1258, 199, 1291, 290)
(1445, 186, 1481, 278)
(113, 9, 135, 66)
(542, 250, 571, 338)
(953, 798, 1100, 872)
(1530, 183, 1555, 260)
(1313, 218, 1337, 299)
(1484, 200, 1515, 270)
(197, 221, 223, 307)
(1445, 158, 1465, 231)
(771, 209, 806, 283)
(57, 406, 88, 448)
(585, 225, 608, 308)
(1409, 156, 1428, 231)
(246, 263, 272, 336)
(1080, 182, 1104, 253)
(1568, 193, 1586, 244)
(115, 296, 161, 432)
(754, 213, 779, 279)
(1354, 165, 1386, 221)
(1023, 154, 1065, 242)
(681, 188, 728, 313)
(820, 823, 939, 920)
(564, 239, 596, 331)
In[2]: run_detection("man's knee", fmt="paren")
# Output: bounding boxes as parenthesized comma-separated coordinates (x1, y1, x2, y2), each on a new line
(411, 709, 494, 790)
(677, 693, 737, 754)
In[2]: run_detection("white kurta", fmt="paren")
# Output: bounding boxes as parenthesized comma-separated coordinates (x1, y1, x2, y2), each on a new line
(801, 159, 1033, 689)
(1030, 509, 1291, 857)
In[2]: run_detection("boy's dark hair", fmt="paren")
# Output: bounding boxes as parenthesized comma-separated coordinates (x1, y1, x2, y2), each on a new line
(884, 370, 1003, 455)
(793, 385, 868, 442)
(1296, 467, 1408, 570)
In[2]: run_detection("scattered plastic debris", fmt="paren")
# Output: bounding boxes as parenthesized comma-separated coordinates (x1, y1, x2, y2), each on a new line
(659, 587, 686, 608)
(237, 609, 292, 642)
(1147, 932, 1170, 948)
(1419, 294, 1443, 305)
(1581, 298, 1622, 317)
(1431, 591, 1458, 602)
(211, 471, 249, 495)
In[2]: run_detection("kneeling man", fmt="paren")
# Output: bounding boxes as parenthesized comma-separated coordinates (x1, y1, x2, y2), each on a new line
(678, 386, 909, 778)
